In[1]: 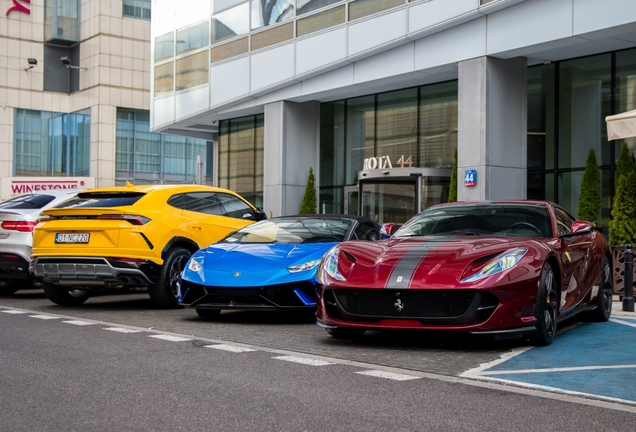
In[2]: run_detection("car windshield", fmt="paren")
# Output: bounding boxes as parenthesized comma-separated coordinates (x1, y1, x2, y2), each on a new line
(394, 203, 552, 238)
(223, 217, 355, 244)
(0, 194, 56, 209)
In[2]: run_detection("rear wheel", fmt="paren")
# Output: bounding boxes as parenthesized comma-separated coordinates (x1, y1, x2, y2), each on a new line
(149, 247, 190, 309)
(196, 308, 221, 318)
(582, 256, 613, 322)
(42, 283, 90, 305)
(531, 262, 559, 346)
(326, 327, 366, 340)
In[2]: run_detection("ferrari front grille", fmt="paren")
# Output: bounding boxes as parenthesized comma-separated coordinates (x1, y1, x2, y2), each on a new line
(330, 289, 499, 324)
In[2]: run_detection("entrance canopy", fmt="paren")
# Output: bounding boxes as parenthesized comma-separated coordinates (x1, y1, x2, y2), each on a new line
(606, 109, 636, 140)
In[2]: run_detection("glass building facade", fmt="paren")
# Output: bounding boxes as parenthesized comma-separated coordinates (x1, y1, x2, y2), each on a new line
(217, 114, 265, 208)
(115, 109, 213, 185)
(13, 108, 91, 177)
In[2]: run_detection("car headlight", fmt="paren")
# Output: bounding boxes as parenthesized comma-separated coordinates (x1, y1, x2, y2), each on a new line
(319, 247, 346, 282)
(187, 257, 203, 272)
(461, 247, 528, 283)
(287, 259, 321, 273)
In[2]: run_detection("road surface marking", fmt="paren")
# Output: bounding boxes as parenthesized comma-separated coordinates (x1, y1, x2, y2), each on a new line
(28, 315, 60, 320)
(62, 320, 95, 326)
(205, 344, 256, 353)
(356, 370, 421, 381)
(103, 327, 141, 333)
(273, 355, 333, 366)
(1, 309, 27, 314)
(610, 318, 636, 329)
(149, 335, 192, 342)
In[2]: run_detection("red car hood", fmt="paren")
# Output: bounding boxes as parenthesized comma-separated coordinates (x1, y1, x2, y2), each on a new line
(336, 236, 545, 289)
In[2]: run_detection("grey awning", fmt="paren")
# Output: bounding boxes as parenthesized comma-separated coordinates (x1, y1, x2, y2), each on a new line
(606, 109, 636, 140)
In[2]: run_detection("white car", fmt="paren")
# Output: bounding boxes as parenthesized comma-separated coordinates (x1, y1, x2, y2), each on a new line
(0, 189, 81, 294)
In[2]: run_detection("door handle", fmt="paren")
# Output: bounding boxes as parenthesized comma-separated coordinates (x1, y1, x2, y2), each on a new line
(191, 224, 201, 230)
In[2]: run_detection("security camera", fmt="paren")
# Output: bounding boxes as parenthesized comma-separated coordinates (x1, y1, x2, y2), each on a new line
(27, 58, 37, 65)
(60, 56, 71, 66)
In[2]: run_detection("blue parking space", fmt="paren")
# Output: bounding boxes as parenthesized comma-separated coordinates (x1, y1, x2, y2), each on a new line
(463, 315, 636, 404)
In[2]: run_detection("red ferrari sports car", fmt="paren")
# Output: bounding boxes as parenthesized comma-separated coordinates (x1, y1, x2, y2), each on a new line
(316, 200, 612, 345)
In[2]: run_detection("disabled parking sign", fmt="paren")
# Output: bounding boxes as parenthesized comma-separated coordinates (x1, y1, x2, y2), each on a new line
(464, 169, 476, 187)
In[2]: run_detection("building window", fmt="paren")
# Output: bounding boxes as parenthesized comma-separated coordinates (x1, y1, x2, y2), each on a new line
(44, 0, 80, 44)
(218, 115, 264, 207)
(13, 108, 90, 177)
(115, 109, 213, 185)
(123, 0, 151, 19)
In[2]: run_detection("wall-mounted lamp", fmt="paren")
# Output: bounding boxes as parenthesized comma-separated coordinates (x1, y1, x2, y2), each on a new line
(60, 56, 87, 70)
(24, 58, 37, 71)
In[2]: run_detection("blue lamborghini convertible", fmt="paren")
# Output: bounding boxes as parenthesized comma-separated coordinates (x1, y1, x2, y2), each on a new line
(179, 215, 381, 318)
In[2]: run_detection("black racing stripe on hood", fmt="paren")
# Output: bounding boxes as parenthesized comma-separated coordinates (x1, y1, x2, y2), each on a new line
(385, 239, 449, 289)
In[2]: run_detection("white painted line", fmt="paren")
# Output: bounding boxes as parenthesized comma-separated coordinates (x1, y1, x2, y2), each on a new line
(610, 318, 636, 329)
(28, 315, 60, 320)
(356, 370, 421, 381)
(103, 327, 141, 334)
(479, 364, 636, 376)
(149, 335, 192, 342)
(62, 320, 95, 326)
(273, 356, 334, 366)
(461, 346, 533, 379)
(205, 344, 256, 353)
(1, 310, 28, 314)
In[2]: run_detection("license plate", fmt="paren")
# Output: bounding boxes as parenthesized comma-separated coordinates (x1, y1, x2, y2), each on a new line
(55, 233, 90, 244)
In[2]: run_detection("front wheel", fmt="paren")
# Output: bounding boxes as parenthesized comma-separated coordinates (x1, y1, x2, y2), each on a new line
(531, 262, 559, 346)
(42, 283, 90, 305)
(582, 256, 613, 322)
(149, 247, 191, 309)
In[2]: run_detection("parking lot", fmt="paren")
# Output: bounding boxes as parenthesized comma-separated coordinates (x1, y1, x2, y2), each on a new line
(2, 291, 634, 407)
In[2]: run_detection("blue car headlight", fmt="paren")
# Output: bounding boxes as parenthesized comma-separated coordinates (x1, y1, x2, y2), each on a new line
(187, 256, 204, 272)
(287, 259, 321, 273)
(319, 247, 346, 282)
(461, 247, 528, 283)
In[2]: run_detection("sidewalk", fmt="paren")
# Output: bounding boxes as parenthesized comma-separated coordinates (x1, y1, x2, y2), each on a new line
(611, 296, 636, 318)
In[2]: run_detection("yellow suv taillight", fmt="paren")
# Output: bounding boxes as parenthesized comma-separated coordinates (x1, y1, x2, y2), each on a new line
(98, 214, 151, 225)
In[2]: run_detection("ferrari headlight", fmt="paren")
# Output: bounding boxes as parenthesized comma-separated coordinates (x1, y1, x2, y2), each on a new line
(287, 259, 321, 273)
(320, 247, 346, 281)
(187, 257, 203, 272)
(461, 247, 528, 283)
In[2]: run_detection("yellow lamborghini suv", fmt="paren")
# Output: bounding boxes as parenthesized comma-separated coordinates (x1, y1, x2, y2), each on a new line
(30, 184, 265, 308)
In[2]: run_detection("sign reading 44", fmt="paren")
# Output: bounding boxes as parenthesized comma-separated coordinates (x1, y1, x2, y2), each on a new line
(464, 169, 477, 187)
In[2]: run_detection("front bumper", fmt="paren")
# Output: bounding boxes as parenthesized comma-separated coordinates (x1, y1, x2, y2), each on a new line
(180, 280, 317, 311)
(30, 256, 155, 288)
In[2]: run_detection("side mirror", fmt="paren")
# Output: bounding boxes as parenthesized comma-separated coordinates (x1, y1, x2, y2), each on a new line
(253, 207, 267, 221)
(571, 220, 593, 233)
(381, 222, 398, 237)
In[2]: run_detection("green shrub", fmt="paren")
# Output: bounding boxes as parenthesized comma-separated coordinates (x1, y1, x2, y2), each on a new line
(615, 142, 636, 182)
(609, 170, 636, 246)
(299, 167, 317, 214)
(447, 148, 457, 202)
(576, 148, 601, 225)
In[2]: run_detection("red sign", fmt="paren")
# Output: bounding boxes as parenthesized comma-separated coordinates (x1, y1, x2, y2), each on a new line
(10, 179, 86, 195)
(6, 0, 30, 16)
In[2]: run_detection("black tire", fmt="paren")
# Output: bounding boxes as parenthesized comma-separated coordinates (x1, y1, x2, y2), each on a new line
(42, 283, 90, 305)
(196, 308, 221, 318)
(531, 262, 559, 346)
(582, 256, 613, 322)
(149, 247, 190, 309)
(326, 327, 366, 339)
(0, 282, 20, 295)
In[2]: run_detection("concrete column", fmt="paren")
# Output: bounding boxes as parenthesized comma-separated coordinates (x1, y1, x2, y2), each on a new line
(457, 56, 527, 201)
(263, 100, 320, 217)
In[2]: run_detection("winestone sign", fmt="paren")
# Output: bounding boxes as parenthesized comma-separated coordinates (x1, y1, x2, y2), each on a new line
(1, 177, 95, 199)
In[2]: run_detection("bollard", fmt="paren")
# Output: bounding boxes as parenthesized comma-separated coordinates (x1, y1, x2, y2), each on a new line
(623, 244, 635, 312)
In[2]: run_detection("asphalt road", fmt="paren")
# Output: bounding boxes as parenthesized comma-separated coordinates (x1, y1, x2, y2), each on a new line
(2, 304, 636, 432)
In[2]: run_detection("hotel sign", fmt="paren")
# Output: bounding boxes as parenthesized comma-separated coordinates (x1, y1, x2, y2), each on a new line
(1, 177, 95, 199)
(6, 0, 31, 16)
